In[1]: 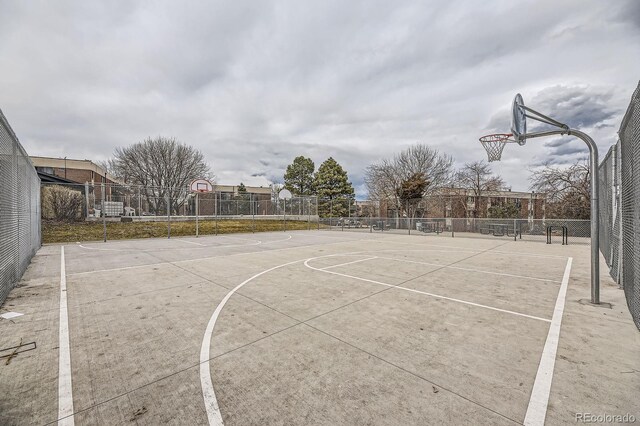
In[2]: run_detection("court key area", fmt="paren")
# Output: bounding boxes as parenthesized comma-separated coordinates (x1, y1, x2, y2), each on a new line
(0, 231, 638, 425)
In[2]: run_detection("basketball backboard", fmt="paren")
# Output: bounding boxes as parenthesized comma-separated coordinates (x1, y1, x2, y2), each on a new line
(190, 179, 213, 193)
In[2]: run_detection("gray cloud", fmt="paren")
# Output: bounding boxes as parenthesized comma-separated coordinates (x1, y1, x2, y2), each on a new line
(0, 0, 638, 197)
(529, 85, 619, 129)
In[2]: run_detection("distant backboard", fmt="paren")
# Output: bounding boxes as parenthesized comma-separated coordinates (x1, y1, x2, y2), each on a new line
(190, 179, 213, 193)
(278, 189, 292, 200)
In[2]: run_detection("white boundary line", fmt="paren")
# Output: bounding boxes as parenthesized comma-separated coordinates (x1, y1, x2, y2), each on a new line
(66, 247, 471, 277)
(69, 263, 172, 276)
(363, 237, 569, 259)
(524, 257, 573, 425)
(78, 239, 262, 252)
(200, 259, 301, 426)
(67, 239, 558, 280)
(304, 258, 552, 323)
(58, 247, 75, 425)
(320, 257, 378, 270)
(74, 235, 295, 254)
(374, 256, 561, 283)
(173, 239, 206, 246)
(199, 249, 563, 424)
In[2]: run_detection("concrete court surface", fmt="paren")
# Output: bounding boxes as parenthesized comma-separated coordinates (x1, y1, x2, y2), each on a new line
(0, 230, 638, 426)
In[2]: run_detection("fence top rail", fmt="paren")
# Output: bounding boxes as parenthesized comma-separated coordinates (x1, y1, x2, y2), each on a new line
(0, 108, 37, 169)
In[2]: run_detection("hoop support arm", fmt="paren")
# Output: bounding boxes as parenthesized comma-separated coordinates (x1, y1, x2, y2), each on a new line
(521, 105, 569, 130)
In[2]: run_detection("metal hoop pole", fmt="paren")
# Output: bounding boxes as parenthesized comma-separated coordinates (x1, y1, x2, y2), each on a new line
(524, 129, 600, 304)
(195, 192, 199, 238)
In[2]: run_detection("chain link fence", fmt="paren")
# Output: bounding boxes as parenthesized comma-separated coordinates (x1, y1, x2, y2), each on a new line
(598, 144, 622, 283)
(319, 217, 590, 244)
(601, 82, 640, 329)
(40, 182, 318, 243)
(0, 109, 41, 305)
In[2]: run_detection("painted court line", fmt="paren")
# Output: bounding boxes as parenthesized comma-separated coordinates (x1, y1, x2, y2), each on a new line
(200, 259, 302, 426)
(78, 239, 261, 252)
(320, 257, 378, 270)
(374, 256, 561, 283)
(58, 247, 74, 425)
(173, 239, 206, 246)
(524, 257, 573, 426)
(366, 238, 569, 259)
(304, 259, 551, 323)
(76, 233, 291, 252)
(69, 262, 172, 276)
(199, 248, 554, 424)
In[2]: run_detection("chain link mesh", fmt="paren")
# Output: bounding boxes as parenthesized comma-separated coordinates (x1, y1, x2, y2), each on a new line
(0, 109, 41, 306)
(616, 82, 640, 329)
(600, 82, 640, 329)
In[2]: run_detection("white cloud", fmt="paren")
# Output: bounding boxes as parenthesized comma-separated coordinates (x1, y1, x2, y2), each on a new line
(1, 0, 638, 197)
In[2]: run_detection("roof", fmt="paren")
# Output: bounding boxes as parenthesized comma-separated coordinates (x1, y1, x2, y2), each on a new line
(37, 171, 77, 184)
(30, 156, 108, 176)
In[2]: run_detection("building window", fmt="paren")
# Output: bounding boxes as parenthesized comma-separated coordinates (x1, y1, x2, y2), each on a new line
(36, 166, 54, 174)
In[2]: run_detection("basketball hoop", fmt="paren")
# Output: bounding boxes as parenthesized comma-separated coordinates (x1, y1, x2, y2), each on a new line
(190, 178, 213, 193)
(479, 133, 514, 162)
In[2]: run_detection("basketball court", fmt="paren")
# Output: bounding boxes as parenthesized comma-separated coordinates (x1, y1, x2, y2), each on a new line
(1, 230, 637, 425)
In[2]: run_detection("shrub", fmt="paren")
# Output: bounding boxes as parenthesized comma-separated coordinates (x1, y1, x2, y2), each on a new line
(42, 185, 84, 221)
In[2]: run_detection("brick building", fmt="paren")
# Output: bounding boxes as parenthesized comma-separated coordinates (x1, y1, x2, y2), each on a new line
(427, 188, 546, 220)
(355, 188, 546, 220)
(31, 156, 117, 185)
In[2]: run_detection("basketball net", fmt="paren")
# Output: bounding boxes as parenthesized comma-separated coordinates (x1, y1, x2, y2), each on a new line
(479, 134, 513, 162)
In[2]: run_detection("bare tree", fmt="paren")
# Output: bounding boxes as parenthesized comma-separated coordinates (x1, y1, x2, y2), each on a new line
(110, 137, 211, 215)
(455, 160, 504, 218)
(529, 160, 590, 219)
(364, 144, 454, 218)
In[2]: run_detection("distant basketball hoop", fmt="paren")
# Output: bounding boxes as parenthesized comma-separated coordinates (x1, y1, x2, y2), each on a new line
(278, 188, 292, 200)
(190, 179, 213, 193)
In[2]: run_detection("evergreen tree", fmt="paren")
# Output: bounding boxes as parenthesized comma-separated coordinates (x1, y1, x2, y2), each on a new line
(283, 156, 315, 196)
(235, 182, 249, 214)
(397, 172, 429, 218)
(314, 157, 355, 217)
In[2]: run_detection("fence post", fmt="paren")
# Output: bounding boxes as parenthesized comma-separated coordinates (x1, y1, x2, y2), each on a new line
(167, 192, 171, 239)
(251, 193, 255, 233)
(407, 200, 410, 235)
(102, 183, 106, 242)
(307, 198, 311, 230)
(215, 191, 218, 236)
(84, 182, 90, 219)
(330, 199, 333, 228)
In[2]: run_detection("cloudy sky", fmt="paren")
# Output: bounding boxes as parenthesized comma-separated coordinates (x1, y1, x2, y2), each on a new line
(1, 0, 638, 198)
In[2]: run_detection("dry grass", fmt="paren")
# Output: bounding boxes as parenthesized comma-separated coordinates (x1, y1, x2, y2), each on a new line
(42, 219, 319, 243)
